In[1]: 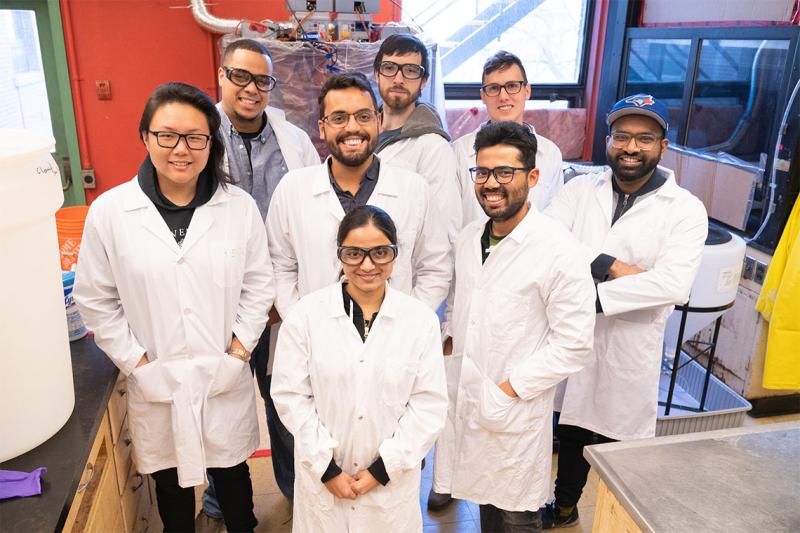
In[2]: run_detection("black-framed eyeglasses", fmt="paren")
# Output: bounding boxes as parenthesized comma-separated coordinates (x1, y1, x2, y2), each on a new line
(469, 166, 531, 184)
(337, 245, 398, 266)
(608, 132, 662, 151)
(222, 66, 276, 92)
(148, 130, 211, 150)
(377, 61, 426, 80)
(481, 80, 526, 97)
(321, 109, 377, 128)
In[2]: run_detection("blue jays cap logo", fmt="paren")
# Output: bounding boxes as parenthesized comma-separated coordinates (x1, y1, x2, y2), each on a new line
(607, 93, 669, 130)
(624, 95, 655, 107)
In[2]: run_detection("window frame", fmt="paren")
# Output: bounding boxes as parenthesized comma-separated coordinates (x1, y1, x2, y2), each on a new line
(440, 0, 596, 108)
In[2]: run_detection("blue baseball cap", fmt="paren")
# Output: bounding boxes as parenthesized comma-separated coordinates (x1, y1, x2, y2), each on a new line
(606, 94, 669, 131)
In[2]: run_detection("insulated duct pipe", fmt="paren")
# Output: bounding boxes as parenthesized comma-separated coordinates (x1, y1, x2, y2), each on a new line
(191, 0, 240, 34)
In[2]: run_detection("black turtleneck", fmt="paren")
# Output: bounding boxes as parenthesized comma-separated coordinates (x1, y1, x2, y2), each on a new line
(137, 155, 218, 246)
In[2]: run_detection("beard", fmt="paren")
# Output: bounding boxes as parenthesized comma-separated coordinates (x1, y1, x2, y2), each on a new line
(608, 151, 661, 182)
(381, 86, 422, 111)
(477, 185, 529, 221)
(327, 132, 376, 167)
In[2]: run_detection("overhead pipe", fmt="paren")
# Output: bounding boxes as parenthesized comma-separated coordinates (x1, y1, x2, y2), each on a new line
(190, 0, 241, 34)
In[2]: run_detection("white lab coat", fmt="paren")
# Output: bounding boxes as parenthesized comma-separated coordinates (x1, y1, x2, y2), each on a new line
(545, 167, 707, 440)
(376, 134, 462, 246)
(270, 282, 447, 533)
(452, 126, 564, 228)
(266, 159, 452, 317)
(440, 209, 595, 511)
(431, 127, 563, 493)
(220, 104, 320, 175)
(74, 178, 274, 487)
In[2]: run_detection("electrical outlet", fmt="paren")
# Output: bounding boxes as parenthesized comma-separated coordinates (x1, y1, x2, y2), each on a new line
(754, 261, 767, 285)
(82, 169, 96, 189)
(742, 256, 755, 280)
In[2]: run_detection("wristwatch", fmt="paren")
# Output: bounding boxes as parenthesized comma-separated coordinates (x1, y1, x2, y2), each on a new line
(228, 347, 251, 362)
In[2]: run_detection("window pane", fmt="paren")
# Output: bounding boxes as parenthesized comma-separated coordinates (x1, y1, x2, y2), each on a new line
(686, 39, 789, 162)
(625, 38, 692, 143)
(0, 9, 54, 141)
(402, 0, 590, 84)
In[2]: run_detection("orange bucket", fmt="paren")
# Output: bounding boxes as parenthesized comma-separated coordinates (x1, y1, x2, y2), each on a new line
(55, 206, 89, 271)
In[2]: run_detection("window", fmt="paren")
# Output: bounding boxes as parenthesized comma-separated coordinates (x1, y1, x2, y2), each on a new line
(685, 39, 790, 161)
(0, 9, 54, 140)
(402, 0, 592, 105)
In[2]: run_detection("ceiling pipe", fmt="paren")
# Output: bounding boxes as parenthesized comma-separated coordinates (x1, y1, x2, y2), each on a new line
(190, 0, 240, 34)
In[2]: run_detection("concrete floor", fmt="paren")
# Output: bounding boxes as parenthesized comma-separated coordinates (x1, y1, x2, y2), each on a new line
(146, 382, 800, 532)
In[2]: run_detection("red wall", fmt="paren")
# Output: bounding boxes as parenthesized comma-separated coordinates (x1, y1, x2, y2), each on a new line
(61, 0, 400, 202)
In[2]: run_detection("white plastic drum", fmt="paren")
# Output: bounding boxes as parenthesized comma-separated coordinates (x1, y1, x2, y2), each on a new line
(0, 129, 75, 462)
(663, 225, 746, 354)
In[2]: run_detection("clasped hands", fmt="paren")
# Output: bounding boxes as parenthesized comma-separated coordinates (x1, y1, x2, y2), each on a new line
(324, 470, 380, 500)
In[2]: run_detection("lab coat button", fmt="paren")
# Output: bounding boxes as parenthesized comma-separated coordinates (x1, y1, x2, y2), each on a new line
(359, 359, 364, 363)
(354, 462, 358, 467)
(183, 308, 191, 315)
(177, 257, 184, 264)
(357, 415, 364, 420)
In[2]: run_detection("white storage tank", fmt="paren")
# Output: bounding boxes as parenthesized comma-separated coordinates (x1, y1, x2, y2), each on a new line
(0, 129, 75, 462)
(664, 224, 746, 353)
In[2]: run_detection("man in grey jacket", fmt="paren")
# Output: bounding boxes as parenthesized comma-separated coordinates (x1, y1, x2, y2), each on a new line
(201, 37, 319, 530)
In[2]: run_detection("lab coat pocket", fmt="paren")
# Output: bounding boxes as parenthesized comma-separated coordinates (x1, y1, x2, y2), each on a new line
(210, 240, 246, 287)
(382, 360, 419, 419)
(208, 354, 249, 398)
(128, 360, 172, 403)
(477, 378, 519, 432)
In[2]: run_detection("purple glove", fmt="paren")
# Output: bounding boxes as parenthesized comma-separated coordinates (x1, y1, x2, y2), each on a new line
(0, 467, 47, 500)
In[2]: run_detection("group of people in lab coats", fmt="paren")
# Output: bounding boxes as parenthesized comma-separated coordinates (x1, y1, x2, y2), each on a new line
(73, 33, 708, 533)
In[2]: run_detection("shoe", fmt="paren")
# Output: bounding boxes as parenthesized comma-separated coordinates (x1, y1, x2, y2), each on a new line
(427, 489, 454, 511)
(195, 509, 224, 533)
(541, 501, 579, 529)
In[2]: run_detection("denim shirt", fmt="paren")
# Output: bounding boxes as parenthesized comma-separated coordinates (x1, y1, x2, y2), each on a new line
(219, 110, 288, 220)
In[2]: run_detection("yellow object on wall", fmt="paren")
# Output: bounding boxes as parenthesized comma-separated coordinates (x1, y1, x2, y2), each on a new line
(756, 197, 800, 389)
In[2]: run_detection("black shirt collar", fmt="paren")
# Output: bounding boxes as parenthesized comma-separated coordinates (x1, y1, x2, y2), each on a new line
(137, 154, 218, 211)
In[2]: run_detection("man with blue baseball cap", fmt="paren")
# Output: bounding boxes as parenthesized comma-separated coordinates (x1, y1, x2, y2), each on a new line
(541, 94, 708, 528)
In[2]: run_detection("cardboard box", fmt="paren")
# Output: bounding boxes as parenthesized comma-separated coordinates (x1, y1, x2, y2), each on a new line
(664, 146, 759, 230)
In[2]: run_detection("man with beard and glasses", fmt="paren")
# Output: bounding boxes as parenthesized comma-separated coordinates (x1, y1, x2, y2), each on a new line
(430, 51, 566, 511)
(266, 72, 451, 326)
(373, 34, 462, 248)
(441, 121, 595, 533)
(540, 95, 708, 529)
(199, 38, 319, 530)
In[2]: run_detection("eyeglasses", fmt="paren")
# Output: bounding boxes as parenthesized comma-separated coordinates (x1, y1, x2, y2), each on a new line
(481, 80, 526, 97)
(337, 245, 398, 266)
(469, 166, 531, 184)
(609, 132, 662, 151)
(321, 109, 377, 128)
(222, 66, 276, 92)
(377, 61, 426, 80)
(148, 130, 211, 150)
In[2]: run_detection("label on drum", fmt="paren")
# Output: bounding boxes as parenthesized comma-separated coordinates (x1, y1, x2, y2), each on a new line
(717, 265, 741, 293)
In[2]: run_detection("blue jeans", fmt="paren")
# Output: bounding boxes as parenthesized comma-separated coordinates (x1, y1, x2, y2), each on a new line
(203, 327, 294, 517)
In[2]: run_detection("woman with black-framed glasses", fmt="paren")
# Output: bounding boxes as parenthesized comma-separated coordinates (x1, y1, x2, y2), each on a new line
(74, 82, 274, 532)
(271, 205, 447, 533)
